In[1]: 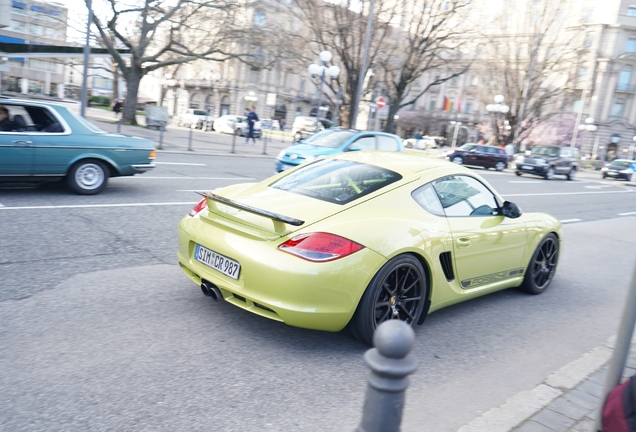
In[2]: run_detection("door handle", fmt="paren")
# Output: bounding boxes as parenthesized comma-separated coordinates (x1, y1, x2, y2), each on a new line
(12, 140, 32, 145)
(456, 237, 471, 248)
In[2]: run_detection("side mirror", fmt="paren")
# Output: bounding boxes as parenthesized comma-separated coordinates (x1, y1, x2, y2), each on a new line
(347, 146, 362, 152)
(501, 201, 522, 219)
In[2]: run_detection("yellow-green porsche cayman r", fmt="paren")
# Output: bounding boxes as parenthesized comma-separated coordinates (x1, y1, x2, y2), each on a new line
(177, 151, 561, 345)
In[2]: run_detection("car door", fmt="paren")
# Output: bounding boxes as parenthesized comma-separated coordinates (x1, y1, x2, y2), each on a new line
(0, 104, 34, 176)
(346, 135, 376, 151)
(463, 146, 481, 165)
(28, 105, 74, 176)
(432, 175, 528, 290)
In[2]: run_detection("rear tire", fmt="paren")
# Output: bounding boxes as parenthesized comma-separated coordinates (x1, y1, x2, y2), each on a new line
(516, 171, 522, 176)
(519, 233, 559, 295)
(347, 255, 427, 346)
(67, 159, 109, 195)
(495, 161, 506, 171)
(566, 168, 576, 181)
(544, 166, 555, 180)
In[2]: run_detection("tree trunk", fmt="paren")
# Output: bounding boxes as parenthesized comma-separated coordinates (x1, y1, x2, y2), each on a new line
(383, 103, 401, 134)
(122, 67, 142, 126)
(112, 63, 120, 102)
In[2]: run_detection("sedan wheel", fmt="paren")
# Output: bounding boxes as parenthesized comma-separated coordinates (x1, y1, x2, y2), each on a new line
(519, 233, 559, 295)
(545, 166, 555, 180)
(67, 160, 108, 195)
(566, 168, 576, 181)
(347, 255, 427, 346)
(452, 156, 463, 164)
(495, 161, 506, 171)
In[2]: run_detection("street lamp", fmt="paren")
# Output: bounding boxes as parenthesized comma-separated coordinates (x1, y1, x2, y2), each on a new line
(163, 73, 179, 116)
(308, 50, 340, 129)
(578, 117, 598, 158)
(486, 95, 510, 146)
(450, 120, 462, 148)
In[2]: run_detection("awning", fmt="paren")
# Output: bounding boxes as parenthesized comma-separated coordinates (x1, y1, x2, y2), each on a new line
(0, 42, 131, 59)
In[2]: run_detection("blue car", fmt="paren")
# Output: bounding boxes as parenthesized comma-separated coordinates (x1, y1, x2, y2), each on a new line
(275, 129, 403, 172)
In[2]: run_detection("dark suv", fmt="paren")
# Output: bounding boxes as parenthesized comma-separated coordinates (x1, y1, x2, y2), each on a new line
(515, 145, 580, 180)
(446, 144, 510, 171)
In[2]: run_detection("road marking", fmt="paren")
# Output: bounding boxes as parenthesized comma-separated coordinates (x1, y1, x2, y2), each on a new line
(0, 202, 196, 210)
(584, 185, 613, 189)
(619, 212, 636, 216)
(508, 180, 542, 184)
(119, 176, 255, 180)
(155, 162, 207, 166)
(559, 219, 582, 223)
(502, 190, 634, 197)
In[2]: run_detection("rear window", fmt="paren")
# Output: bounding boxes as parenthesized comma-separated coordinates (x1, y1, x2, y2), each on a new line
(271, 159, 402, 205)
(193, 110, 208, 116)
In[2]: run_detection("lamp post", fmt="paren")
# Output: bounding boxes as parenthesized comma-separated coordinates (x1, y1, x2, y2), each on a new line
(578, 117, 598, 158)
(485, 95, 510, 146)
(450, 121, 462, 148)
(308, 50, 340, 130)
(631, 136, 636, 160)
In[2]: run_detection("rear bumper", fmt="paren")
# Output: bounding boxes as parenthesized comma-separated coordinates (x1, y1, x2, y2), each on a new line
(177, 217, 386, 332)
(130, 163, 156, 172)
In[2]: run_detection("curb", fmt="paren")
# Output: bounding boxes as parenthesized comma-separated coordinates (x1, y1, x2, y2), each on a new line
(457, 337, 620, 432)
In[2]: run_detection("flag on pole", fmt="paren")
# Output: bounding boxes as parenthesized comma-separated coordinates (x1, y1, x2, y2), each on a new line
(443, 97, 452, 111)
(457, 98, 462, 112)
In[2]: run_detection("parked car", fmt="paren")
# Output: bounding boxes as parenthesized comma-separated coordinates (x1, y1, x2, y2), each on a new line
(581, 157, 606, 170)
(275, 129, 403, 172)
(446, 143, 510, 171)
(403, 137, 438, 150)
(176, 109, 212, 129)
(515, 145, 580, 180)
(212, 115, 262, 137)
(291, 116, 333, 142)
(601, 159, 636, 181)
(179, 151, 561, 345)
(0, 99, 156, 194)
(260, 119, 280, 130)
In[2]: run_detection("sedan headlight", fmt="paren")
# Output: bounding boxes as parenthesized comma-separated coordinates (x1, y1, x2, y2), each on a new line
(515, 155, 525, 162)
(621, 169, 631, 174)
(601, 167, 608, 172)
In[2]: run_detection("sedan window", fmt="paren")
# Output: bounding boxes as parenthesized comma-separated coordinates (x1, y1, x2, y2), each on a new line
(271, 159, 402, 205)
(350, 136, 375, 151)
(530, 146, 559, 157)
(412, 183, 444, 216)
(377, 135, 399, 151)
(432, 176, 498, 217)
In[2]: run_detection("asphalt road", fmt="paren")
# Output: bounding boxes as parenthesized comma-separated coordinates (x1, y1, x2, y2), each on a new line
(1, 147, 635, 432)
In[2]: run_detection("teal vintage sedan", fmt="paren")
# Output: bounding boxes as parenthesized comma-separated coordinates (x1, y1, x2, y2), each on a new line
(0, 99, 156, 194)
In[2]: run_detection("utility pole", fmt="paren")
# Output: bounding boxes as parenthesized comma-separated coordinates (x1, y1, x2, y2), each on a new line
(351, 0, 377, 129)
(80, 0, 93, 117)
(512, 31, 540, 151)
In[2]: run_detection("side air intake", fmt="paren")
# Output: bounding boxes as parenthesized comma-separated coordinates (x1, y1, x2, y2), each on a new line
(439, 252, 455, 282)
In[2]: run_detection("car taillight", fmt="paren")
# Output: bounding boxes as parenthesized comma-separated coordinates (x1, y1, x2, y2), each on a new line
(278, 232, 364, 262)
(188, 198, 208, 217)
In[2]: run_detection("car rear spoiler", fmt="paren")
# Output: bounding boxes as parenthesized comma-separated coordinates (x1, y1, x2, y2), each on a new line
(196, 191, 305, 226)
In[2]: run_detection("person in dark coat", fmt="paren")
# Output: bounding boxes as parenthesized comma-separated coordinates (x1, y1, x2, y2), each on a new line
(113, 99, 122, 118)
(245, 106, 259, 145)
(0, 105, 14, 131)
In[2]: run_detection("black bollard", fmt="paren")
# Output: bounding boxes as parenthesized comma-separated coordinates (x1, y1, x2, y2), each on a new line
(355, 321, 418, 432)
(117, 116, 122, 134)
(262, 130, 268, 155)
(188, 127, 193, 151)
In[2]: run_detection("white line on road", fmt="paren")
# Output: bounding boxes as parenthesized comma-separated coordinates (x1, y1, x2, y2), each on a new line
(502, 190, 634, 197)
(0, 202, 196, 210)
(559, 219, 582, 223)
(508, 180, 543, 184)
(119, 176, 255, 180)
(618, 212, 636, 216)
(155, 162, 207, 166)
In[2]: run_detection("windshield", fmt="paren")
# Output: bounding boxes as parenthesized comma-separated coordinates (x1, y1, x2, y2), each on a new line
(530, 146, 559, 157)
(610, 160, 631, 168)
(69, 110, 106, 133)
(303, 130, 356, 148)
(459, 144, 476, 151)
(271, 159, 402, 205)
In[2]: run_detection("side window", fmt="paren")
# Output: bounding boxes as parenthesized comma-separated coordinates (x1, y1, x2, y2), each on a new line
(350, 136, 376, 151)
(25, 106, 65, 133)
(484, 147, 498, 154)
(432, 175, 499, 217)
(377, 135, 399, 151)
(412, 183, 444, 216)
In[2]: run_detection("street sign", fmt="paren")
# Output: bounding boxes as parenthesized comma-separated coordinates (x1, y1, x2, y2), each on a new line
(375, 96, 386, 109)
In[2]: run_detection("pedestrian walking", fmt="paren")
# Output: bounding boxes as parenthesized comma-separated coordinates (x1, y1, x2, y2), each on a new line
(279, 119, 285, 132)
(113, 99, 122, 118)
(244, 106, 259, 145)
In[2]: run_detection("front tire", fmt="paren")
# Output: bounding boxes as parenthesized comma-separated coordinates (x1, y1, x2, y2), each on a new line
(495, 161, 506, 171)
(519, 233, 559, 295)
(347, 255, 427, 346)
(516, 171, 522, 176)
(544, 166, 555, 180)
(452, 156, 463, 165)
(67, 159, 109, 195)
(566, 168, 576, 181)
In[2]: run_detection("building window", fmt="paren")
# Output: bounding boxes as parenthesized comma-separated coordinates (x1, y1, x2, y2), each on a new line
(249, 67, 260, 84)
(11, 3, 26, 14)
(475, 49, 482, 59)
(465, 102, 472, 114)
(299, 79, 305, 92)
(572, 100, 582, 113)
(451, 76, 458, 86)
(444, 1, 450, 10)
(617, 66, 633, 91)
(627, 38, 636, 52)
(10, 20, 25, 32)
(429, 98, 437, 110)
(254, 10, 266, 26)
(471, 76, 479, 85)
(578, 67, 588, 79)
(584, 9, 594, 21)
(628, 7, 636, 16)
(295, 107, 302, 117)
(28, 80, 43, 94)
(531, 14, 538, 24)
(584, 34, 593, 48)
(611, 101, 625, 117)
(556, 11, 564, 22)
(547, 48, 555, 58)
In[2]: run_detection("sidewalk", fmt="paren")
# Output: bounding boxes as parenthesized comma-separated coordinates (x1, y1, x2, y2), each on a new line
(458, 336, 636, 432)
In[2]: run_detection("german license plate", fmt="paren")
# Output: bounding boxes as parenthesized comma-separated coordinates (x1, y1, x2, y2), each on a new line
(521, 165, 533, 170)
(195, 244, 241, 280)
(608, 172, 617, 176)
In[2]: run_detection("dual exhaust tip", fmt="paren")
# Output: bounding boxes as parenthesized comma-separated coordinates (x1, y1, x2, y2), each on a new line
(201, 281, 222, 301)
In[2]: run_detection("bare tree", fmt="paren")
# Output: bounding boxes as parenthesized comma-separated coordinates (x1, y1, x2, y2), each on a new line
(90, 0, 278, 124)
(281, 0, 403, 128)
(473, 0, 584, 148)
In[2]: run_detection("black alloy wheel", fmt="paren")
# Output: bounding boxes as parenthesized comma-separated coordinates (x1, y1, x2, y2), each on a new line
(347, 255, 427, 345)
(519, 233, 559, 294)
(544, 166, 555, 180)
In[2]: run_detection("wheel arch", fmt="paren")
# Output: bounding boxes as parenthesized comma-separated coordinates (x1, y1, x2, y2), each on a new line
(66, 155, 119, 177)
(391, 251, 434, 325)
